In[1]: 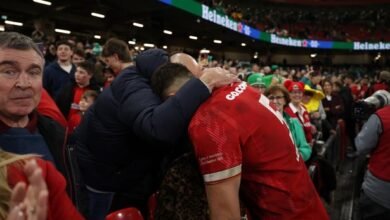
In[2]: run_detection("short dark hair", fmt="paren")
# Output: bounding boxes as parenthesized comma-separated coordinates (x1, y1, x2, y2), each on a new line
(56, 40, 73, 50)
(264, 84, 291, 105)
(102, 38, 131, 62)
(82, 90, 99, 101)
(151, 63, 192, 98)
(73, 48, 85, 58)
(77, 61, 95, 75)
(0, 32, 43, 58)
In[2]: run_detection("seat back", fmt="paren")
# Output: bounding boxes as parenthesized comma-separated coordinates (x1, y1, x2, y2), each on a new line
(106, 207, 144, 220)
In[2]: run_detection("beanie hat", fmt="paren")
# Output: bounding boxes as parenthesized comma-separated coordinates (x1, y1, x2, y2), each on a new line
(284, 80, 304, 92)
(247, 74, 273, 88)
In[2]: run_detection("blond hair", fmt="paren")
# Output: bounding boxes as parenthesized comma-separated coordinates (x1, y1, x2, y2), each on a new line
(0, 150, 37, 219)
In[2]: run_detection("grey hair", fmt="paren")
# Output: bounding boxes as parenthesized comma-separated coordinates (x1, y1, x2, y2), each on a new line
(0, 32, 44, 58)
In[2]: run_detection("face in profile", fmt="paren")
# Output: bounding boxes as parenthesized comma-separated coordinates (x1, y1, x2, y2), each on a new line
(79, 96, 95, 112)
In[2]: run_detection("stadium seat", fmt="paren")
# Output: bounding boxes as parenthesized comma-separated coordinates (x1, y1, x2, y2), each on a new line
(147, 192, 158, 220)
(105, 207, 144, 220)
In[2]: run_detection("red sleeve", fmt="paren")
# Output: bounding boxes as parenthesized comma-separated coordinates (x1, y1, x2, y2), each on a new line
(8, 159, 84, 220)
(40, 160, 84, 220)
(189, 107, 242, 184)
(37, 89, 67, 128)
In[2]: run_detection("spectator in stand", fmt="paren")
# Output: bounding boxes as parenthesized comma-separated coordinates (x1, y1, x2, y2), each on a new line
(102, 67, 115, 89)
(246, 74, 270, 94)
(55, 61, 100, 134)
(369, 71, 390, 95)
(0, 32, 68, 181)
(265, 85, 312, 161)
(67, 90, 99, 137)
(354, 91, 390, 219)
(345, 74, 359, 101)
(1, 151, 84, 220)
(250, 63, 261, 75)
(72, 48, 86, 65)
(75, 38, 237, 220)
(301, 70, 323, 90)
(44, 43, 56, 66)
(356, 75, 370, 99)
(322, 79, 344, 129)
(79, 90, 98, 114)
(284, 80, 314, 145)
(151, 63, 328, 220)
(339, 74, 356, 151)
(43, 40, 76, 99)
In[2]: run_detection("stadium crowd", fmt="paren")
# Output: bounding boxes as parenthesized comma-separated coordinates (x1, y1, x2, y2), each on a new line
(0, 29, 389, 220)
(200, 0, 390, 41)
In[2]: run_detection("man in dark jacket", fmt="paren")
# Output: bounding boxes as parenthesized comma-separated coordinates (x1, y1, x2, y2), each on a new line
(43, 40, 76, 99)
(75, 38, 237, 220)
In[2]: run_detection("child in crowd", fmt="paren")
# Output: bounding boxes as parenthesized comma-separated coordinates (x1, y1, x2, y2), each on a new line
(67, 90, 99, 134)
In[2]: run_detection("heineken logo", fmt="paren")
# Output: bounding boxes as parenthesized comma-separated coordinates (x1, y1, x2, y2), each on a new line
(271, 34, 302, 47)
(353, 42, 390, 50)
(202, 5, 238, 32)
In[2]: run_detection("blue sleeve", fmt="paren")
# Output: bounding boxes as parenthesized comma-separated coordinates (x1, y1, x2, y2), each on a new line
(119, 78, 210, 143)
(355, 114, 382, 155)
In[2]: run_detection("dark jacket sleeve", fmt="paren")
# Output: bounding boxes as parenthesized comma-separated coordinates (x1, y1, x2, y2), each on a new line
(118, 78, 210, 143)
(43, 66, 53, 97)
(55, 82, 74, 118)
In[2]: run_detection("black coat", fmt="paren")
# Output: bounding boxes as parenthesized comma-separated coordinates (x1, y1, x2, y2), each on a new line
(75, 49, 210, 197)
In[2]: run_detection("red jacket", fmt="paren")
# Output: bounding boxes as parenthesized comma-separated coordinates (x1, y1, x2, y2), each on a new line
(7, 159, 84, 220)
(285, 103, 313, 144)
(369, 106, 390, 181)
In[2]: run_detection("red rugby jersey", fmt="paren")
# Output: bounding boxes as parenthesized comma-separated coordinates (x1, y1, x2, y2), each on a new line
(189, 82, 328, 220)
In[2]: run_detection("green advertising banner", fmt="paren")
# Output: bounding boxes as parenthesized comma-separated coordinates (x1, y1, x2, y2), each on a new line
(159, 0, 390, 50)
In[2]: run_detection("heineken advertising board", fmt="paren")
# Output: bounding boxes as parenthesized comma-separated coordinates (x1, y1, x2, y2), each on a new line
(159, 0, 390, 50)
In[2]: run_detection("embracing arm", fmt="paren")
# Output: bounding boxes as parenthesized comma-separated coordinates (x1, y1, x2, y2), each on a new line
(120, 68, 238, 143)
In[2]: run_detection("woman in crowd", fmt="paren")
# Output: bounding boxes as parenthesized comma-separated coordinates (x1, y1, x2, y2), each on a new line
(0, 150, 83, 220)
(322, 79, 344, 129)
(265, 85, 312, 161)
(284, 80, 314, 145)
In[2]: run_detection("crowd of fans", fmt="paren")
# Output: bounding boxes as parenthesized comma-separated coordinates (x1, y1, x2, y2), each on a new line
(200, 0, 390, 41)
(1, 29, 390, 220)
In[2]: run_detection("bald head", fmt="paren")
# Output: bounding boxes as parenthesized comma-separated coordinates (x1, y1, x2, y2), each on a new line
(170, 53, 202, 77)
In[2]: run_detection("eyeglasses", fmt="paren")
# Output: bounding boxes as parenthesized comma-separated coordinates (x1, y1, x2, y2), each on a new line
(268, 95, 284, 100)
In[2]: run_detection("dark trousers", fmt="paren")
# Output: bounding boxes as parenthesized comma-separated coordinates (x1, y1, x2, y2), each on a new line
(86, 188, 115, 220)
(359, 191, 390, 220)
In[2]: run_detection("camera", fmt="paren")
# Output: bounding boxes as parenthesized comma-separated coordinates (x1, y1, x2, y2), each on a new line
(352, 90, 390, 120)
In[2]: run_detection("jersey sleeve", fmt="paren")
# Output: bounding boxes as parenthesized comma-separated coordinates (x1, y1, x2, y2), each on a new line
(189, 108, 242, 184)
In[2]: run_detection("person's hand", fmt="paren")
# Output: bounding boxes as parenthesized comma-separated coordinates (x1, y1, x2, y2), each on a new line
(311, 112, 321, 119)
(7, 160, 48, 220)
(199, 67, 240, 91)
(311, 125, 317, 134)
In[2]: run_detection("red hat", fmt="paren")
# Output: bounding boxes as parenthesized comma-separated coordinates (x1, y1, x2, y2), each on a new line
(284, 80, 304, 92)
